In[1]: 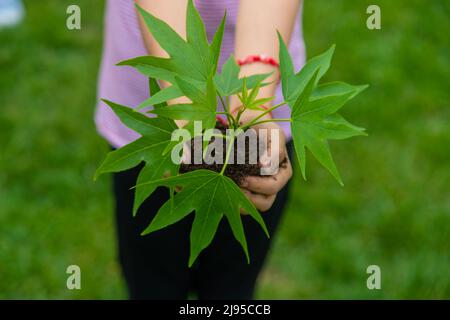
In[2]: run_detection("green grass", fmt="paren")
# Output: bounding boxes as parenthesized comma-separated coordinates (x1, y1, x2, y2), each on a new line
(0, 0, 449, 299)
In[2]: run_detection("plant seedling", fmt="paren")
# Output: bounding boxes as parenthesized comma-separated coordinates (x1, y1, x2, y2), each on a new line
(95, 1, 368, 266)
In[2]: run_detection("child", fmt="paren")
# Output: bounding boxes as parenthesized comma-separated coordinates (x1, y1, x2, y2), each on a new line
(96, 0, 305, 299)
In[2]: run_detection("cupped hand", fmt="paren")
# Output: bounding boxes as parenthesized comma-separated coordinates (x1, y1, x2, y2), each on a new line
(235, 109, 293, 212)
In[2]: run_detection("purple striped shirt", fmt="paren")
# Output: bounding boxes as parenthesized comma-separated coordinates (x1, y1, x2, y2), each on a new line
(96, 0, 305, 148)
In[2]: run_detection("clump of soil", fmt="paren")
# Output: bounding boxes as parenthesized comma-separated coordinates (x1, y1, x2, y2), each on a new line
(180, 122, 285, 185)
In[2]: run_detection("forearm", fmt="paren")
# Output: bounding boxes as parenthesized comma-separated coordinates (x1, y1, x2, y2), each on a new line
(135, 0, 188, 59)
(234, 0, 301, 115)
(135, 0, 190, 126)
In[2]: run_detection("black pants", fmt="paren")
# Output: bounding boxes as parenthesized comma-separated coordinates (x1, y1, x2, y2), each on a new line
(112, 143, 293, 300)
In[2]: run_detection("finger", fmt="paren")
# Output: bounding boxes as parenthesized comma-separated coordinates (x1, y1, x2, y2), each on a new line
(259, 149, 289, 176)
(259, 130, 286, 167)
(243, 175, 281, 195)
(242, 155, 293, 195)
(241, 188, 277, 212)
(180, 141, 191, 164)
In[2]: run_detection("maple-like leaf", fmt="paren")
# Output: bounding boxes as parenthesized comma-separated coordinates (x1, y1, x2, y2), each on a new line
(94, 98, 179, 215)
(118, 0, 226, 110)
(149, 74, 218, 131)
(278, 33, 368, 184)
(214, 55, 272, 97)
(278, 32, 335, 106)
(137, 169, 269, 267)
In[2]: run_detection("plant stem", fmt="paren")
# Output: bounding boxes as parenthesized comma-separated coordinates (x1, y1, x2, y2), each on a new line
(219, 132, 236, 175)
(217, 99, 289, 175)
(238, 101, 287, 129)
(218, 93, 226, 110)
(218, 93, 235, 127)
(240, 118, 292, 130)
(211, 133, 230, 140)
(235, 106, 244, 125)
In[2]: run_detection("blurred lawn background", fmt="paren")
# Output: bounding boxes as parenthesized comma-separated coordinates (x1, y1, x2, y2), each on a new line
(0, 0, 448, 299)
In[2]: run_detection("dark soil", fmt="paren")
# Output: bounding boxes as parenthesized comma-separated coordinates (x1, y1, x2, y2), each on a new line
(180, 122, 286, 185)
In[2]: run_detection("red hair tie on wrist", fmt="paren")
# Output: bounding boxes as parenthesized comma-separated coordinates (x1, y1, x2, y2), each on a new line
(237, 54, 280, 68)
(237, 54, 280, 83)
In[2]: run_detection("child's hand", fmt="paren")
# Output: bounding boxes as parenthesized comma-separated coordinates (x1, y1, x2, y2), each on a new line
(235, 109, 293, 212)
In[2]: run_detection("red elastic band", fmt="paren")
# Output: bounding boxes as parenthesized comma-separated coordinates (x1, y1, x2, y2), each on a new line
(237, 54, 280, 68)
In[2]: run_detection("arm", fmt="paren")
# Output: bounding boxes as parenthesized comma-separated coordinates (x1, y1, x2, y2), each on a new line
(234, 0, 300, 211)
(135, 0, 300, 112)
(135, 0, 299, 211)
(233, 0, 300, 118)
(135, 0, 190, 127)
(136, 0, 187, 59)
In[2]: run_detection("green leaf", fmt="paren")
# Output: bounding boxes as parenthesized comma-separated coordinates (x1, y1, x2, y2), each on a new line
(246, 97, 275, 110)
(122, 4, 228, 112)
(94, 100, 179, 215)
(186, 0, 209, 76)
(135, 4, 206, 81)
(312, 82, 369, 100)
(241, 77, 248, 102)
(214, 56, 272, 97)
(138, 170, 269, 267)
(125, 3, 224, 93)
(279, 37, 367, 185)
(290, 76, 367, 185)
(149, 103, 211, 120)
(240, 78, 275, 110)
(291, 70, 319, 119)
(247, 78, 262, 105)
(136, 85, 183, 110)
(209, 12, 226, 74)
(278, 32, 295, 101)
(278, 32, 335, 104)
(245, 73, 273, 90)
(290, 45, 335, 101)
(175, 75, 209, 105)
(320, 113, 367, 140)
(133, 155, 178, 216)
(118, 55, 179, 84)
(148, 78, 165, 109)
(150, 75, 218, 131)
(213, 56, 240, 96)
